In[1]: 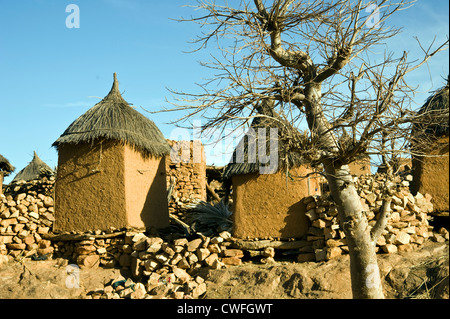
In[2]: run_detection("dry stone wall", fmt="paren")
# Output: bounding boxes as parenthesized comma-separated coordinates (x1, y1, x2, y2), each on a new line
(165, 140, 207, 218)
(0, 171, 448, 299)
(298, 172, 448, 262)
(0, 179, 55, 260)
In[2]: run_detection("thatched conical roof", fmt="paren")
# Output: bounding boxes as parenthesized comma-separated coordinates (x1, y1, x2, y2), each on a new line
(12, 151, 53, 182)
(410, 78, 449, 152)
(222, 114, 306, 181)
(0, 154, 15, 176)
(52, 73, 170, 158)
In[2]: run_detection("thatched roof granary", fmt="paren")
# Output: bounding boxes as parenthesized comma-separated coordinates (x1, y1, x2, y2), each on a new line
(222, 116, 305, 181)
(1, 154, 15, 195)
(12, 151, 53, 183)
(411, 78, 449, 148)
(53, 73, 171, 232)
(222, 111, 321, 239)
(53, 73, 170, 158)
(410, 78, 449, 212)
(0, 154, 15, 177)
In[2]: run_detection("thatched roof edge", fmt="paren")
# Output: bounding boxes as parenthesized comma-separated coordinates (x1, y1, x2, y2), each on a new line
(0, 154, 15, 176)
(52, 73, 170, 158)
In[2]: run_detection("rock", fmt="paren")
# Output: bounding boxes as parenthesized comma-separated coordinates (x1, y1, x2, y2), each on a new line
(394, 231, 411, 245)
(326, 247, 342, 260)
(186, 238, 203, 252)
(37, 246, 54, 256)
(76, 245, 96, 255)
(177, 258, 190, 269)
(6, 243, 26, 250)
(263, 247, 276, 258)
(222, 257, 242, 266)
(397, 244, 414, 252)
(28, 212, 39, 220)
(173, 238, 188, 247)
(210, 236, 224, 244)
(173, 291, 185, 299)
(188, 252, 199, 265)
(161, 243, 176, 256)
(143, 259, 160, 272)
(431, 233, 446, 243)
(326, 238, 347, 247)
(77, 254, 100, 269)
(207, 243, 221, 254)
(297, 253, 316, 262)
(173, 267, 191, 283)
(219, 231, 232, 240)
(305, 209, 318, 221)
(261, 257, 276, 264)
(192, 282, 207, 298)
(129, 283, 147, 299)
(43, 197, 54, 207)
(38, 239, 51, 249)
(315, 249, 327, 262)
(223, 249, 244, 258)
(155, 252, 170, 264)
(204, 253, 219, 267)
(148, 283, 170, 297)
(196, 248, 210, 261)
(312, 219, 328, 229)
(382, 244, 398, 254)
(132, 239, 147, 251)
(147, 242, 162, 254)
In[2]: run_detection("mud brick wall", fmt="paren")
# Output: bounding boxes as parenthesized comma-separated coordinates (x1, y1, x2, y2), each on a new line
(410, 136, 449, 212)
(165, 140, 207, 218)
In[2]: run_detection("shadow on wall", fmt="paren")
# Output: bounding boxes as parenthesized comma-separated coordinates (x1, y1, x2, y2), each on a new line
(282, 200, 309, 238)
(140, 159, 170, 229)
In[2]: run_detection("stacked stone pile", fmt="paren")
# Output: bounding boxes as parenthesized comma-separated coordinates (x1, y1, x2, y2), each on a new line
(86, 230, 243, 299)
(0, 179, 55, 259)
(166, 140, 207, 218)
(299, 173, 449, 263)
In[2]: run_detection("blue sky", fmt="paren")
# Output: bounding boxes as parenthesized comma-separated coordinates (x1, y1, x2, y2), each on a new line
(0, 0, 448, 183)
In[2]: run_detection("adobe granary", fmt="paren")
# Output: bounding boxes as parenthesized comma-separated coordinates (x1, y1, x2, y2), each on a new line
(410, 78, 449, 212)
(12, 151, 54, 183)
(52, 73, 171, 232)
(0, 154, 15, 195)
(222, 109, 321, 240)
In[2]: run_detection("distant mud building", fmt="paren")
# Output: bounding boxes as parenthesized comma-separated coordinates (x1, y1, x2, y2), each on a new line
(222, 115, 321, 239)
(410, 81, 449, 212)
(52, 73, 171, 232)
(12, 151, 54, 183)
(0, 154, 15, 195)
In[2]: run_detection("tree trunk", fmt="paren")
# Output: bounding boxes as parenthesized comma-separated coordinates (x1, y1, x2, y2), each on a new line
(323, 160, 384, 298)
(303, 83, 384, 299)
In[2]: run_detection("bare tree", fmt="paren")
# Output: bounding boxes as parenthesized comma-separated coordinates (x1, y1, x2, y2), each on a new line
(166, 0, 448, 298)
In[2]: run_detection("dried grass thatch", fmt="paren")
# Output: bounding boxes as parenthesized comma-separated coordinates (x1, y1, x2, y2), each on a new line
(52, 73, 170, 158)
(412, 78, 449, 139)
(222, 114, 306, 181)
(12, 151, 53, 182)
(410, 78, 449, 153)
(0, 154, 15, 176)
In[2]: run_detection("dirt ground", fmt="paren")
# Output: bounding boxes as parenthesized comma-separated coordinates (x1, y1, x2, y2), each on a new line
(0, 241, 448, 299)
